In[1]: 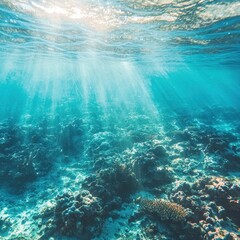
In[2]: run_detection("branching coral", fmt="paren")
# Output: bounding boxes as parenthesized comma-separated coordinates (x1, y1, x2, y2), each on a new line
(138, 198, 186, 221)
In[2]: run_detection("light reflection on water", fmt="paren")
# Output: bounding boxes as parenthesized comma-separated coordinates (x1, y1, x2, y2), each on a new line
(0, 0, 239, 64)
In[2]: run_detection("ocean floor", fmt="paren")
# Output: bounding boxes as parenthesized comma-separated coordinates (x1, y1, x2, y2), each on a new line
(0, 105, 240, 240)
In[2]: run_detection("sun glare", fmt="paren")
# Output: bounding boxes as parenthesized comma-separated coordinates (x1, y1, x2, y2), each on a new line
(2, 0, 122, 32)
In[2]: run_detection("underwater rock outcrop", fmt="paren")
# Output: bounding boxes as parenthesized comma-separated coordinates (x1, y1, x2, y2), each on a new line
(53, 190, 104, 239)
(170, 177, 240, 239)
(131, 157, 173, 188)
(122, 141, 173, 189)
(82, 162, 139, 202)
(40, 163, 139, 239)
(87, 131, 119, 159)
(0, 120, 60, 191)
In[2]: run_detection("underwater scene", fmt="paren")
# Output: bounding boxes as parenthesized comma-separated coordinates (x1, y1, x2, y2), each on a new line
(0, 0, 240, 240)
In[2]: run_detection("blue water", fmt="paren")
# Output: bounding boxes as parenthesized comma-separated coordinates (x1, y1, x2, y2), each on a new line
(0, 1, 240, 240)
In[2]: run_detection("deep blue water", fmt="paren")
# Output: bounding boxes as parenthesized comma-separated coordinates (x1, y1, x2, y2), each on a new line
(0, 1, 240, 240)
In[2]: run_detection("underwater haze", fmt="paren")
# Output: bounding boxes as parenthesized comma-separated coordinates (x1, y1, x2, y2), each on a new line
(0, 1, 240, 240)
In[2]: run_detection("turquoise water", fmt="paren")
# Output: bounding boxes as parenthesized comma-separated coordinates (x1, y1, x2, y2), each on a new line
(0, 1, 240, 240)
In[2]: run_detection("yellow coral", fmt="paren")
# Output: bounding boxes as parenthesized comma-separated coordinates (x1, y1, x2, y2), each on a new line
(139, 198, 186, 221)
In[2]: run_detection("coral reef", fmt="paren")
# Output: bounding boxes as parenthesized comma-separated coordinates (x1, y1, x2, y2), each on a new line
(53, 190, 103, 239)
(40, 162, 139, 239)
(131, 157, 173, 188)
(82, 162, 139, 202)
(138, 198, 186, 221)
(1, 107, 240, 240)
(170, 177, 240, 239)
(121, 141, 173, 189)
(0, 120, 61, 191)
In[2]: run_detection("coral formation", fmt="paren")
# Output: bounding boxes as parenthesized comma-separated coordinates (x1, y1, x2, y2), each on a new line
(138, 198, 186, 221)
(170, 177, 240, 239)
(0, 120, 61, 191)
(1, 107, 240, 240)
(82, 162, 139, 202)
(40, 162, 139, 238)
(52, 190, 103, 239)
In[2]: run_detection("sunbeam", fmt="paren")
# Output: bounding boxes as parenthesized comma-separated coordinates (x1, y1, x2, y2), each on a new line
(0, 1, 240, 240)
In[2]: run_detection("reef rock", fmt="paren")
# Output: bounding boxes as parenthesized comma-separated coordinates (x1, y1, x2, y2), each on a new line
(54, 190, 103, 238)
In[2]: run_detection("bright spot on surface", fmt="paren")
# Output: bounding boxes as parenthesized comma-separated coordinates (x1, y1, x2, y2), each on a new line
(2, 0, 123, 32)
